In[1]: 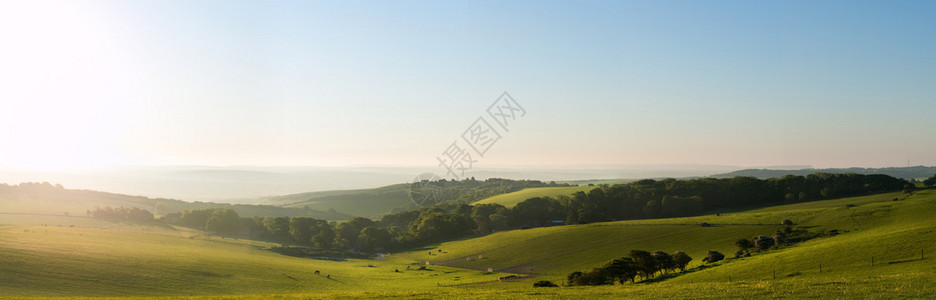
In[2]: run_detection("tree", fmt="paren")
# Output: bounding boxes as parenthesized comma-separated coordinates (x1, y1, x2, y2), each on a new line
(754, 235, 776, 251)
(311, 221, 335, 249)
(567, 271, 584, 286)
(652, 251, 676, 275)
(335, 217, 374, 249)
(924, 174, 936, 187)
(179, 209, 213, 229)
(602, 257, 638, 284)
(357, 226, 392, 252)
(772, 230, 787, 245)
(533, 280, 558, 287)
(629, 250, 657, 279)
(205, 208, 240, 234)
(263, 217, 290, 240)
(702, 250, 724, 264)
(660, 195, 703, 217)
(673, 251, 692, 271)
(512, 197, 564, 228)
(289, 217, 316, 244)
(566, 269, 611, 286)
(735, 238, 754, 252)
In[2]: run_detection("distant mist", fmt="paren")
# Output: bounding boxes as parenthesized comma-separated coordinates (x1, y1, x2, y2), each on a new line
(0, 165, 759, 203)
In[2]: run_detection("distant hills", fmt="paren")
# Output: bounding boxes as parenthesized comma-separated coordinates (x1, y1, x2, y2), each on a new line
(711, 166, 936, 180)
(0, 182, 351, 220)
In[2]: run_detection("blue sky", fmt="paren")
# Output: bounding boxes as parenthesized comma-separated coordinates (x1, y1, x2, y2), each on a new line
(0, 0, 934, 171)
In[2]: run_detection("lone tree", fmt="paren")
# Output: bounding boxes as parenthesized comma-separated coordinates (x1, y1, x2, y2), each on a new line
(673, 251, 692, 271)
(702, 250, 725, 264)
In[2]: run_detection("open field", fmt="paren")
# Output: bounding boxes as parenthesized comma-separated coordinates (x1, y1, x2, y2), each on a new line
(0, 216, 508, 298)
(3, 190, 936, 298)
(471, 186, 597, 208)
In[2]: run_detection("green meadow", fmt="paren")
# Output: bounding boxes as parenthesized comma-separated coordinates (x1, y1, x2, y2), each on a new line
(471, 186, 597, 208)
(4, 190, 936, 298)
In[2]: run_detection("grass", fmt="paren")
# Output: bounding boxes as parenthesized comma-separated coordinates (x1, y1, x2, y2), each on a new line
(4, 190, 936, 298)
(0, 217, 508, 297)
(471, 186, 597, 208)
(274, 184, 415, 218)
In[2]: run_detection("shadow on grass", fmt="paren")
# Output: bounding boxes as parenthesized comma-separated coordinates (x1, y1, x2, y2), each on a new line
(634, 264, 715, 284)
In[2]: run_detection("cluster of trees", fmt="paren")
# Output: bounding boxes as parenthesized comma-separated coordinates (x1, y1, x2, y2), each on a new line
(556, 173, 909, 223)
(178, 208, 243, 234)
(87, 206, 154, 222)
(567, 250, 693, 286)
(923, 174, 936, 187)
(734, 220, 801, 257)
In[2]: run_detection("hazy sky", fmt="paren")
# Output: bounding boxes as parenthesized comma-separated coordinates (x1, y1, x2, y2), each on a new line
(1, 0, 934, 171)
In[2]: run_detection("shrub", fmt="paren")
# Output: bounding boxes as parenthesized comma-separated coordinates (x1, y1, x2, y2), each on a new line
(754, 235, 776, 251)
(735, 238, 754, 252)
(533, 280, 559, 287)
(702, 250, 724, 264)
(673, 251, 692, 271)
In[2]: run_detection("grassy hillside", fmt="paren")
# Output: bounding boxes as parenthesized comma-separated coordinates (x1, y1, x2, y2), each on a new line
(556, 179, 637, 186)
(398, 191, 920, 284)
(4, 189, 936, 298)
(271, 179, 566, 217)
(0, 215, 508, 297)
(271, 184, 415, 218)
(471, 186, 597, 208)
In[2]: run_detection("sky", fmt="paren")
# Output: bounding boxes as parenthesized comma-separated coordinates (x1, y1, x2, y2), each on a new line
(1, 0, 935, 173)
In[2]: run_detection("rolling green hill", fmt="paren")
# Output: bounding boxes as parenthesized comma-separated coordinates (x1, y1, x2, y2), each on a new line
(0, 215, 508, 297)
(4, 188, 936, 299)
(471, 186, 598, 208)
(270, 184, 416, 218)
(398, 190, 933, 290)
(269, 179, 568, 217)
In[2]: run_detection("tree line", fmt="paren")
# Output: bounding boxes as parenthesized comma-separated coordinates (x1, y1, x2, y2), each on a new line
(567, 250, 694, 286)
(168, 173, 910, 255)
(88, 206, 154, 222)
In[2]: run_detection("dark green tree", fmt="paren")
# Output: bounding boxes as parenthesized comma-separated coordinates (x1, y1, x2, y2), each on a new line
(629, 250, 657, 279)
(702, 250, 725, 264)
(672, 251, 693, 271)
(205, 208, 240, 234)
(652, 251, 676, 275)
(602, 257, 638, 284)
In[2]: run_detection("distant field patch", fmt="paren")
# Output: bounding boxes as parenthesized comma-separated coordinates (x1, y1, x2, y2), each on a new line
(472, 186, 597, 208)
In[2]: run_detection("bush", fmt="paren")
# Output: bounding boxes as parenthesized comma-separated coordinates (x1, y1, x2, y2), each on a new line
(754, 235, 776, 251)
(567, 269, 611, 286)
(533, 280, 559, 287)
(702, 250, 725, 264)
(781, 219, 794, 226)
